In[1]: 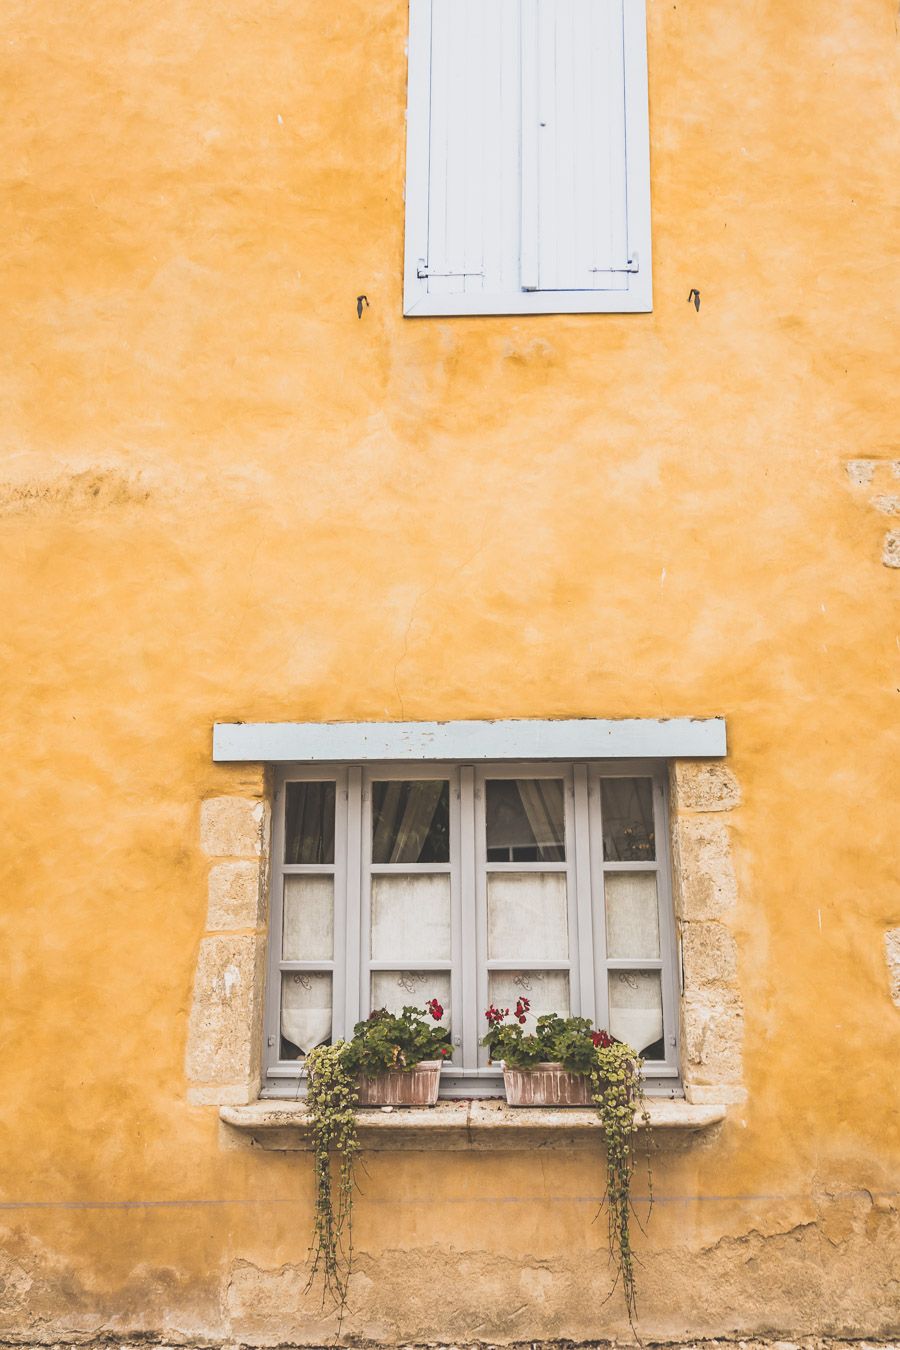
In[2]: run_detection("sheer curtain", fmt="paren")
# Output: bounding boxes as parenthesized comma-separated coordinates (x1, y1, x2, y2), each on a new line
(516, 779, 565, 855)
(285, 783, 334, 864)
(372, 780, 445, 864)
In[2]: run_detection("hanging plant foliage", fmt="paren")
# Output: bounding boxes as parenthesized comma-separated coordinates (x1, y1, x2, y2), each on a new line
(484, 1003, 653, 1325)
(304, 1041, 359, 1324)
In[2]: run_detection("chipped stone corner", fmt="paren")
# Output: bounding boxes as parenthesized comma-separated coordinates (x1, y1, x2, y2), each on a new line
(885, 927, 900, 1008)
(670, 759, 745, 1107)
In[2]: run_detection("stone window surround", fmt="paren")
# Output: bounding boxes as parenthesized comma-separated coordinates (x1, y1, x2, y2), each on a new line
(186, 722, 745, 1137)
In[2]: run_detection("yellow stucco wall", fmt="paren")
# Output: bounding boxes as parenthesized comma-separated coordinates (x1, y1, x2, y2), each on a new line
(1, 0, 898, 1341)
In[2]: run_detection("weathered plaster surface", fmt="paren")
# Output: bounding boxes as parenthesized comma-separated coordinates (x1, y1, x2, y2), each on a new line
(1, 0, 898, 1343)
(1, 1343, 898, 1350)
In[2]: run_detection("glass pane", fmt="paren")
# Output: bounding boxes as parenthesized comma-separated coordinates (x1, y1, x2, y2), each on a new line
(488, 970, 570, 1031)
(604, 873, 660, 959)
(371, 874, 451, 962)
(372, 780, 450, 863)
(486, 779, 565, 861)
(370, 970, 452, 1029)
(280, 971, 332, 1057)
(487, 873, 568, 960)
(284, 781, 335, 864)
(282, 876, 334, 961)
(608, 970, 663, 1058)
(600, 778, 655, 861)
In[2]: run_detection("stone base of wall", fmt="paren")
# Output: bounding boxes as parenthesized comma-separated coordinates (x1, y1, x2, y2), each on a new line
(2, 1340, 897, 1350)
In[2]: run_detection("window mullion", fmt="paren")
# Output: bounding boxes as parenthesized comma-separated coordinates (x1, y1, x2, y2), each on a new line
(572, 763, 596, 1025)
(588, 767, 612, 1032)
(264, 777, 287, 1077)
(473, 767, 491, 1069)
(654, 772, 680, 1070)
(458, 765, 478, 1074)
(343, 767, 363, 1037)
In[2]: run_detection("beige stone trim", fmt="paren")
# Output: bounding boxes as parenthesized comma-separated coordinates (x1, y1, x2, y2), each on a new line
(186, 785, 271, 1107)
(669, 761, 746, 1107)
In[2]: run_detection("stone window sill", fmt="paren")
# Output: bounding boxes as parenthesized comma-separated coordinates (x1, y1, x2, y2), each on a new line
(219, 1098, 727, 1151)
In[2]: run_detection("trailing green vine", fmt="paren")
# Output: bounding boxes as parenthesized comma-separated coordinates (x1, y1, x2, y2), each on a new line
(304, 1041, 359, 1325)
(483, 1002, 652, 1325)
(303, 1001, 449, 1326)
(590, 1037, 652, 1326)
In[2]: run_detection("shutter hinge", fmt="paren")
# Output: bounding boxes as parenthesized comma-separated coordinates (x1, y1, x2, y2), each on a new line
(591, 252, 639, 275)
(417, 259, 485, 279)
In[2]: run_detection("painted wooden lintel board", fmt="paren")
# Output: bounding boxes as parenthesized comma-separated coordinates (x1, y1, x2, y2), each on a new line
(212, 718, 726, 763)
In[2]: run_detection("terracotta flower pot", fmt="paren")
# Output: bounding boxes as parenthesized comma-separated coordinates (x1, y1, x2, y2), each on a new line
(502, 1061, 594, 1107)
(355, 1059, 442, 1107)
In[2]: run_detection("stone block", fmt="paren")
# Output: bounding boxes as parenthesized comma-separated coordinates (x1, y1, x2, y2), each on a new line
(200, 796, 266, 858)
(672, 818, 738, 920)
(682, 993, 744, 1085)
(882, 529, 900, 568)
(684, 1082, 747, 1105)
(185, 934, 265, 1087)
(189, 1082, 258, 1106)
(681, 921, 739, 990)
(207, 861, 265, 930)
(845, 459, 876, 486)
(885, 928, 900, 1007)
(672, 761, 742, 813)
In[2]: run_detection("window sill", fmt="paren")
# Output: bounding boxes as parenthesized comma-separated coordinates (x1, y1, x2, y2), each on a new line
(219, 1098, 727, 1151)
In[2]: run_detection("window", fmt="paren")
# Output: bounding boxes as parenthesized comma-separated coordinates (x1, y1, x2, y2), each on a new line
(403, 0, 652, 317)
(264, 761, 679, 1096)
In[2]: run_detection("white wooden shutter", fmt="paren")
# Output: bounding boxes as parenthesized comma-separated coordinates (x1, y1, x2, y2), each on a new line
(404, 0, 651, 316)
(522, 0, 630, 292)
(406, 0, 523, 306)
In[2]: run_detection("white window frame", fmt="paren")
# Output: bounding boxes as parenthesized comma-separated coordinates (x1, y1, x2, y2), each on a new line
(402, 0, 653, 317)
(264, 758, 680, 1097)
